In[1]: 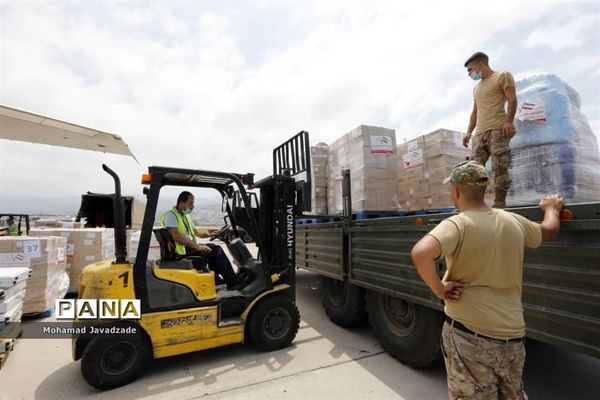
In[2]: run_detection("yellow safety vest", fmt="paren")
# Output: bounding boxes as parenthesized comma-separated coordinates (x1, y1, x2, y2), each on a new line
(159, 207, 197, 255)
(8, 224, 19, 236)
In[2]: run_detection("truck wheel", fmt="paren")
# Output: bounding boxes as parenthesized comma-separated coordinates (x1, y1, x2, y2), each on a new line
(247, 295, 300, 351)
(320, 276, 367, 328)
(366, 291, 443, 368)
(81, 333, 151, 390)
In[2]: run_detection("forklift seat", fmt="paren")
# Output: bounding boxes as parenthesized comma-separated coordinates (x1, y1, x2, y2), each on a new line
(153, 228, 208, 271)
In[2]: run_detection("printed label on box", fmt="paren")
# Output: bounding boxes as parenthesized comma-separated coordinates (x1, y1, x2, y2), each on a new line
(517, 99, 546, 123)
(57, 247, 66, 262)
(370, 136, 394, 154)
(23, 240, 41, 259)
(85, 255, 96, 262)
(0, 253, 29, 266)
(402, 142, 424, 169)
(66, 244, 75, 256)
(86, 232, 97, 239)
(84, 239, 94, 246)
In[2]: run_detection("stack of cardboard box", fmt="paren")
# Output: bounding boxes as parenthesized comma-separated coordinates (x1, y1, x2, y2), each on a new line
(127, 230, 161, 262)
(0, 237, 68, 314)
(29, 228, 114, 293)
(397, 129, 470, 210)
(32, 219, 62, 228)
(0, 267, 30, 368)
(310, 143, 329, 215)
(327, 125, 399, 214)
(33, 219, 85, 229)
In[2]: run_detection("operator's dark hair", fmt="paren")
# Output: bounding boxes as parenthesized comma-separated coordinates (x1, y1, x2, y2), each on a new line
(464, 51, 489, 67)
(177, 191, 194, 205)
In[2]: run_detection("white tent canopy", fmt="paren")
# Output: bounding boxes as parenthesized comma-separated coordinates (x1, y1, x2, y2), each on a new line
(0, 104, 137, 161)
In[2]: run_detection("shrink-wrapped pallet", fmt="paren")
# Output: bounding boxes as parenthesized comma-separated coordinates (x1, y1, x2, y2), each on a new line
(0, 267, 29, 322)
(507, 72, 600, 205)
(33, 219, 86, 229)
(127, 229, 161, 262)
(0, 237, 68, 314)
(397, 129, 469, 210)
(310, 143, 329, 215)
(30, 228, 114, 293)
(0, 267, 29, 360)
(327, 125, 399, 214)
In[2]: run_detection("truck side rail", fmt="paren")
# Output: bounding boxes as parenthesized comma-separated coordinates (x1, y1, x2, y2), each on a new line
(296, 202, 600, 359)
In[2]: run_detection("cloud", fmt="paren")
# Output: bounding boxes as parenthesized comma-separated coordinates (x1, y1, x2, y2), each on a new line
(0, 0, 598, 210)
(525, 13, 600, 51)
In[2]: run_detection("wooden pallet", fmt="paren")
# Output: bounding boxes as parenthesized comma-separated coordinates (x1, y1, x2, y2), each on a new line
(0, 351, 7, 369)
(1, 338, 15, 352)
(0, 338, 16, 369)
(22, 308, 53, 319)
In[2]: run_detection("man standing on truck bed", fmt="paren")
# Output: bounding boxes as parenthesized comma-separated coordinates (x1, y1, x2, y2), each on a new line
(411, 161, 563, 399)
(462, 51, 517, 208)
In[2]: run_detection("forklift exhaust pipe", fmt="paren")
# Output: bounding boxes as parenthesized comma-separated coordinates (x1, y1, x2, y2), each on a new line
(102, 164, 127, 263)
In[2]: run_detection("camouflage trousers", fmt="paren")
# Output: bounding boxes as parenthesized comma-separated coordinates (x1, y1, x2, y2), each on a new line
(471, 129, 512, 194)
(441, 321, 528, 400)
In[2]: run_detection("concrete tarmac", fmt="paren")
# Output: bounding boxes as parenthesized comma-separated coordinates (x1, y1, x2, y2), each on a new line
(1, 270, 599, 399)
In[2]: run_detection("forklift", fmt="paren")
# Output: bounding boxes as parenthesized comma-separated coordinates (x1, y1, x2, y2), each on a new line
(72, 131, 312, 389)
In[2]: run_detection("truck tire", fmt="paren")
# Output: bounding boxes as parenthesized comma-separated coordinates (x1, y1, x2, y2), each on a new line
(320, 276, 367, 328)
(247, 294, 300, 351)
(366, 290, 443, 368)
(81, 330, 151, 390)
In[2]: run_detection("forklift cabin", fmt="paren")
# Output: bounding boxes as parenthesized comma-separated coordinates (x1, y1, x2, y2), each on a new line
(74, 131, 311, 390)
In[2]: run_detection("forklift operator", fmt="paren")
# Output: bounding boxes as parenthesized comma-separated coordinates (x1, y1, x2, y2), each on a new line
(160, 191, 238, 289)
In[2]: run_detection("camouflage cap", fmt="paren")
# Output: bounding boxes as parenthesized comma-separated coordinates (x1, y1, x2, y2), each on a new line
(442, 161, 489, 186)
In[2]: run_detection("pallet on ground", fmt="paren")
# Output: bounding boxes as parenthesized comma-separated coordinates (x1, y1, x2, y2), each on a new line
(22, 308, 53, 319)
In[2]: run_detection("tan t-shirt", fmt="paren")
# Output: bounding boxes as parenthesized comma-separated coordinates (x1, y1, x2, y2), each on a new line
(474, 71, 515, 134)
(428, 209, 541, 339)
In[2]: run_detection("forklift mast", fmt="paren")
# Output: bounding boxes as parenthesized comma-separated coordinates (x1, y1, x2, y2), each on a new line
(252, 131, 311, 295)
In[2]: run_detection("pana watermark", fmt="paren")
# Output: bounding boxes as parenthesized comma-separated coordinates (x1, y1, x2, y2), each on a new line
(55, 299, 141, 320)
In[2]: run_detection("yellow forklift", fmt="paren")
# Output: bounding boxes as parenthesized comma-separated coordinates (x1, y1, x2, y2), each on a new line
(72, 132, 312, 389)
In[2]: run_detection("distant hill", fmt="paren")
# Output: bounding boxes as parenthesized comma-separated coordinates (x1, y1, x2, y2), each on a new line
(0, 195, 226, 225)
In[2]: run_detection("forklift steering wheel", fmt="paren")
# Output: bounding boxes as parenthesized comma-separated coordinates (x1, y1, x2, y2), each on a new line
(209, 225, 231, 242)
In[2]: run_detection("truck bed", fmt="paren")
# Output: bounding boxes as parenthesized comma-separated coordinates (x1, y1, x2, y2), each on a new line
(296, 203, 600, 359)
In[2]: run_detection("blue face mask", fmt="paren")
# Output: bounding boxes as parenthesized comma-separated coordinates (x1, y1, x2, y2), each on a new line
(183, 208, 193, 215)
(470, 71, 482, 81)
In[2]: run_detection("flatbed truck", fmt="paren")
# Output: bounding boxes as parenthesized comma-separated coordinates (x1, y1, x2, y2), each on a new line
(295, 170, 600, 366)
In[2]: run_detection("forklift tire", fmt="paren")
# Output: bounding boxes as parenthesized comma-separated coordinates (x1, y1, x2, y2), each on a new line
(247, 295, 300, 352)
(320, 276, 367, 328)
(366, 290, 443, 368)
(80, 330, 151, 390)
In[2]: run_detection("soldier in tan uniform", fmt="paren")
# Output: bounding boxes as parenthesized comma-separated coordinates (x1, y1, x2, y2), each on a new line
(462, 52, 517, 208)
(411, 161, 564, 400)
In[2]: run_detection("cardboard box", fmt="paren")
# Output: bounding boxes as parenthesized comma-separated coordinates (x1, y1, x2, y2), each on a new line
(310, 143, 330, 215)
(29, 228, 114, 292)
(0, 236, 68, 314)
(327, 125, 399, 214)
(398, 128, 471, 211)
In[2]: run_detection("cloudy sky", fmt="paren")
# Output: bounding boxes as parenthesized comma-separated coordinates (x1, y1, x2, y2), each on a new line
(0, 0, 599, 212)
